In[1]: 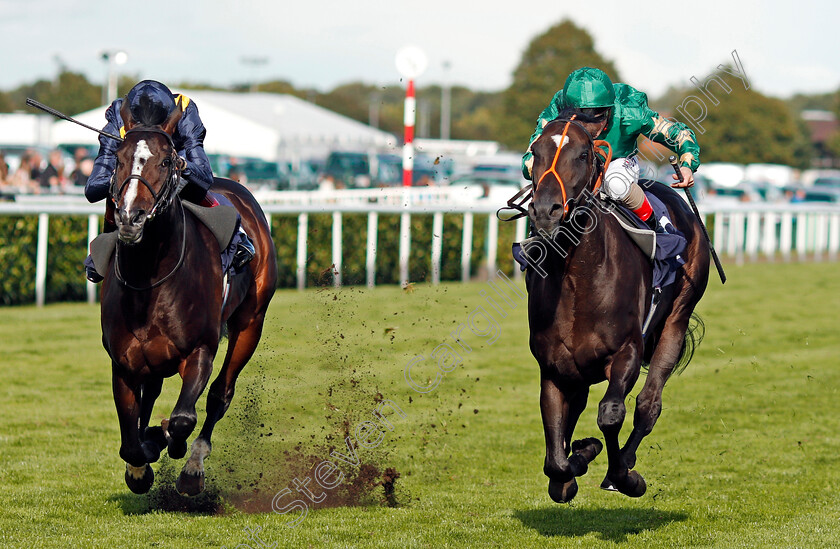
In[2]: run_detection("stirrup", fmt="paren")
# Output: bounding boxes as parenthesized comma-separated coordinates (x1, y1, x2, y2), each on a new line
(232, 234, 255, 270)
(86, 266, 104, 283)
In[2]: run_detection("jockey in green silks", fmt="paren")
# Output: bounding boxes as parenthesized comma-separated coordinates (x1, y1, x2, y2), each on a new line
(522, 67, 700, 232)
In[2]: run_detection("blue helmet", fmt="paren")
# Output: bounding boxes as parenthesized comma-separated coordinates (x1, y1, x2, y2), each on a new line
(124, 80, 176, 126)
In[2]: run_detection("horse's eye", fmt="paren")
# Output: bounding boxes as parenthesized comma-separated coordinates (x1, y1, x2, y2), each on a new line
(578, 152, 589, 161)
(162, 158, 172, 168)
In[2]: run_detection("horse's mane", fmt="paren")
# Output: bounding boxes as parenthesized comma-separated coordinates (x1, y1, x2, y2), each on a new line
(555, 107, 606, 125)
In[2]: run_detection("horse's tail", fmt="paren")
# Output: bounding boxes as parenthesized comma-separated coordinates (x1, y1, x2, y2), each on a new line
(641, 312, 705, 376)
(672, 313, 705, 376)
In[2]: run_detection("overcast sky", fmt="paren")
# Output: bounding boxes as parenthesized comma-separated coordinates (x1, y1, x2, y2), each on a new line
(1, 0, 838, 101)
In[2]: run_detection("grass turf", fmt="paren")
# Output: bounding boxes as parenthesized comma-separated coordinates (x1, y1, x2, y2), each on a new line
(0, 261, 838, 548)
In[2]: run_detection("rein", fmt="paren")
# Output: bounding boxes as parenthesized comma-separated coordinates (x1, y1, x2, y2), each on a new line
(114, 197, 188, 291)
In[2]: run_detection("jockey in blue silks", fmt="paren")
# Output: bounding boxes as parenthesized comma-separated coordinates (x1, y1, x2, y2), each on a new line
(84, 80, 255, 282)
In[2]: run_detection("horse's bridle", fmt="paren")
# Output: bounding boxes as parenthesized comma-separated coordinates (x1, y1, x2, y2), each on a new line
(110, 126, 187, 291)
(498, 117, 613, 222)
(535, 117, 613, 218)
(109, 126, 181, 221)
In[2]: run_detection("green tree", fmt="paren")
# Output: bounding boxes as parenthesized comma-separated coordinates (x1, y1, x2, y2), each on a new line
(824, 89, 840, 161)
(671, 68, 811, 168)
(9, 70, 101, 115)
(0, 90, 14, 112)
(498, 19, 620, 150)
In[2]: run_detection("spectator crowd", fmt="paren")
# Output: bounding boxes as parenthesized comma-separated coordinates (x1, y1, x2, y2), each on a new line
(0, 147, 93, 197)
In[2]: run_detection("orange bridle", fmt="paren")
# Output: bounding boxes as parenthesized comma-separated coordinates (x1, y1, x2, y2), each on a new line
(535, 117, 613, 217)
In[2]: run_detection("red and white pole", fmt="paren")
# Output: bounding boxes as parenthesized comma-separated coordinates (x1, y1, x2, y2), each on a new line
(402, 79, 416, 188)
(395, 46, 427, 288)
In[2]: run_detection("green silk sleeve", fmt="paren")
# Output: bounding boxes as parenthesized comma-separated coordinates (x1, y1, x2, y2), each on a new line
(639, 105, 701, 172)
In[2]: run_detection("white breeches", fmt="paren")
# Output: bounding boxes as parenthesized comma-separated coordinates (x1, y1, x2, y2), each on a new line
(603, 156, 640, 201)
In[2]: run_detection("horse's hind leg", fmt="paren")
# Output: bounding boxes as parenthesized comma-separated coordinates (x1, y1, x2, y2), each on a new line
(620, 315, 691, 471)
(598, 343, 646, 497)
(177, 311, 268, 497)
(112, 366, 159, 494)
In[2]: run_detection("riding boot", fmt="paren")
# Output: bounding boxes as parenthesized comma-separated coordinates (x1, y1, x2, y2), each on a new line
(644, 214, 667, 234)
(85, 201, 118, 283)
(232, 231, 256, 270)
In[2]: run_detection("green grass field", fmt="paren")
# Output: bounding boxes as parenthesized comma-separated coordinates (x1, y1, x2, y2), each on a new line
(1, 261, 839, 548)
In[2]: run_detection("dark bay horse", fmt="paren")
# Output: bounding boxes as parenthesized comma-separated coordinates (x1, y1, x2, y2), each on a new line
(525, 117, 709, 503)
(101, 107, 277, 496)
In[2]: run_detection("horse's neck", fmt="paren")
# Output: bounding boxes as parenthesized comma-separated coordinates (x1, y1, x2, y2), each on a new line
(542, 209, 611, 280)
(117, 205, 183, 277)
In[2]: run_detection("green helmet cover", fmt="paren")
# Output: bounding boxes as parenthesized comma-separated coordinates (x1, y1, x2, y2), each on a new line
(563, 67, 616, 109)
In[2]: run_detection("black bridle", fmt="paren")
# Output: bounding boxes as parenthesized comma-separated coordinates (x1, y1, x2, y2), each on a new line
(110, 127, 187, 291)
(109, 127, 181, 221)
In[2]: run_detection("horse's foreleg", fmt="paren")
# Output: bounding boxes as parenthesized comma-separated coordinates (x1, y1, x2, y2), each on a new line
(621, 317, 689, 470)
(541, 376, 586, 503)
(565, 389, 603, 478)
(167, 346, 214, 460)
(598, 343, 646, 497)
(112, 365, 155, 494)
(138, 376, 166, 460)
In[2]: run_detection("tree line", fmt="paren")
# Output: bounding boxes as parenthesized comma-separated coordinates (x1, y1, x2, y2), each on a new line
(2, 20, 836, 168)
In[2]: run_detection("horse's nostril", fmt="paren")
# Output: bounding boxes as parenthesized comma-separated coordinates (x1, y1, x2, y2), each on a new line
(130, 210, 146, 225)
(549, 203, 564, 216)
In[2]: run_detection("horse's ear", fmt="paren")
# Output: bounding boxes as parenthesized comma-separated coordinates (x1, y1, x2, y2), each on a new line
(120, 99, 138, 131)
(160, 107, 183, 136)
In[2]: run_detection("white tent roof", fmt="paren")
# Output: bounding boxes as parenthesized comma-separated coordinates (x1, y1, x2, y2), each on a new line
(51, 90, 396, 161)
(0, 113, 54, 146)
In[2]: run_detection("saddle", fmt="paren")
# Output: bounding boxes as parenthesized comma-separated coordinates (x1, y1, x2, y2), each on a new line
(89, 198, 239, 276)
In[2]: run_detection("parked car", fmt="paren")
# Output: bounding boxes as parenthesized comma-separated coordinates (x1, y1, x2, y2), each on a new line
(319, 151, 445, 188)
(449, 169, 529, 203)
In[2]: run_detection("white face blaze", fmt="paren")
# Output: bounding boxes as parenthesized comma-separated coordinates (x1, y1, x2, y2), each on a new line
(123, 139, 153, 212)
(551, 134, 569, 148)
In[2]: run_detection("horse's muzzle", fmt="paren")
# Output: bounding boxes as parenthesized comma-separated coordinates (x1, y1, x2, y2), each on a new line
(117, 208, 147, 244)
(529, 201, 566, 235)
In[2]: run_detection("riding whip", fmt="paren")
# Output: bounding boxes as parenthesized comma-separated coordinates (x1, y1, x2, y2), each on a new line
(669, 156, 726, 284)
(25, 98, 124, 142)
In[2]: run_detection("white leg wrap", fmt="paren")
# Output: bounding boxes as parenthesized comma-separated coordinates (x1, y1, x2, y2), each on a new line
(183, 438, 211, 475)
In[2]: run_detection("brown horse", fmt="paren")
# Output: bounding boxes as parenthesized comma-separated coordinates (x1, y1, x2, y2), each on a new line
(524, 117, 709, 503)
(100, 107, 277, 496)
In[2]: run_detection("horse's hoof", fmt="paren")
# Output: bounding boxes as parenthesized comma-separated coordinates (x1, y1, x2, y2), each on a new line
(601, 471, 647, 497)
(144, 426, 168, 449)
(168, 439, 188, 459)
(600, 476, 618, 492)
(571, 437, 603, 459)
(548, 478, 578, 503)
(619, 470, 647, 498)
(125, 464, 154, 494)
(176, 470, 205, 497)
(568, 437, 604, 476)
